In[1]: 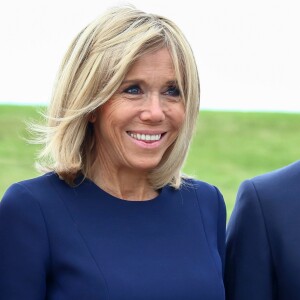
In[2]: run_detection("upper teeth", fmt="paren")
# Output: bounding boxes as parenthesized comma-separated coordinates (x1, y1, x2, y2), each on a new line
(129, 132, 161, 141)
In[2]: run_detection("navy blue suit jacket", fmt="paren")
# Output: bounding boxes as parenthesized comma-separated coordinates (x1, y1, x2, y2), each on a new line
(0, 173, 226, 300)
(225, 160, 300, 300)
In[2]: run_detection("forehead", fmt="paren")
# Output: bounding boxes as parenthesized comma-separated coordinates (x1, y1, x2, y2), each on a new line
(125, 48, 176, 79)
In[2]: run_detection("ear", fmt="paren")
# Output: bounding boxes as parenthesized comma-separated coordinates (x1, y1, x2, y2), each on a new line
(88, 111, 97, 123)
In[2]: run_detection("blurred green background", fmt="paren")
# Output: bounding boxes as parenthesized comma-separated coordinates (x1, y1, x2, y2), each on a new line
(1, 104, 299, 218)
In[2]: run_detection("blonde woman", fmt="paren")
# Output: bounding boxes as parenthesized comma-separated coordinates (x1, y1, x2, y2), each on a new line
(0, 5, 226, 299)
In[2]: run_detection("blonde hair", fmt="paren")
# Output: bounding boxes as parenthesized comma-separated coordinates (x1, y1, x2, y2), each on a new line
(35, 5, 200, 189)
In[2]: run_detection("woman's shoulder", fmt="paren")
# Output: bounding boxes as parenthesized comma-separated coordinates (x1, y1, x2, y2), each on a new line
(179, 177, 226, 239)
(1, 172, 62, 206)
(179, 177, 225, 212)
(0, 173, 59, 225)
(6, 172, 59, 191)
(180, 177, 223, 197)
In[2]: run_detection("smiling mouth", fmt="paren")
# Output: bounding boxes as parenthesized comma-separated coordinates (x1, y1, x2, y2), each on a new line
(127, 132, 164, 142)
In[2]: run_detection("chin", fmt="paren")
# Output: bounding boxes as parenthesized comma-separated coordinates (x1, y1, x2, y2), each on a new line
(132, 161, 161, 172)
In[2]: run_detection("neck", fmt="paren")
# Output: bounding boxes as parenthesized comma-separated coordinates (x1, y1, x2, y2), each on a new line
(89, 162, 158, 201)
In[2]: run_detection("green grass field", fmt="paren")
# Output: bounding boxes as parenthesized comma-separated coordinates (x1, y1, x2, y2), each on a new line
(1, 105, 299, 218)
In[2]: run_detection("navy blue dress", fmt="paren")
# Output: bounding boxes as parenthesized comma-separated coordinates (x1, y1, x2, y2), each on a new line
(0, 173, 226, 299)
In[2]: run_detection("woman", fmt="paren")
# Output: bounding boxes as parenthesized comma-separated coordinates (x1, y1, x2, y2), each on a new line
(0, 5, 226, 300)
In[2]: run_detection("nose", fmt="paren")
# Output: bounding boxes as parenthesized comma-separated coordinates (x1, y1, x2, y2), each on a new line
(139, 94, 166, 122)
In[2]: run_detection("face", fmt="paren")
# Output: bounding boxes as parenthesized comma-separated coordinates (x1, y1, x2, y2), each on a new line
(92, 48, 185, 174)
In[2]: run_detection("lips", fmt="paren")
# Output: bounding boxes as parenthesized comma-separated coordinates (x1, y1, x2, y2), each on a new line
(127, 132, 164, 142)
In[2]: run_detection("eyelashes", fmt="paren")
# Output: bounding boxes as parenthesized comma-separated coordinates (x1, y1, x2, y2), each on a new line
(123, 85, 141, 95)
(165, 85, 180, 97)
(122, 84, 181, 97)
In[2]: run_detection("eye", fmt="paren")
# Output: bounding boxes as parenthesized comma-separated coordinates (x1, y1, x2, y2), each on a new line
(123, 85, 142, 94)
(164, 85, 181, 97)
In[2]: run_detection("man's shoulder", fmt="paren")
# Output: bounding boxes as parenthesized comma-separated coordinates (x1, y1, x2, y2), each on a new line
(251, 160, 300, 187)
(238, 160, 300, 205)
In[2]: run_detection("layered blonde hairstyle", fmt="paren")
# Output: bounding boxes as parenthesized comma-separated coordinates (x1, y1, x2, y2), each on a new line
(35, 5, 200, 189)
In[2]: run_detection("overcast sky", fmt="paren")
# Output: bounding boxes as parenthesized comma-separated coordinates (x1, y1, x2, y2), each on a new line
(1, 0, 299, 112)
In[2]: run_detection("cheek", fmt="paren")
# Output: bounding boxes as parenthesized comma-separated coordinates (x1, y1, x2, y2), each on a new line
(171, 105, 186, 129)
(98, 101, 122, 128)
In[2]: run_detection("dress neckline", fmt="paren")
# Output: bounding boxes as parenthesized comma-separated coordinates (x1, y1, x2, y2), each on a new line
(82, 177, 166, 205)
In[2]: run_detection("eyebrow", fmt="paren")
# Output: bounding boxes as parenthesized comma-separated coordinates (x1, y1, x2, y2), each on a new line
(121, 79, 178, 86)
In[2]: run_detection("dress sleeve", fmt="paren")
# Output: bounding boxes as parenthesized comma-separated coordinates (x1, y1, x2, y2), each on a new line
(0, 183, 50, 300)
(225, 180, 275, 300)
